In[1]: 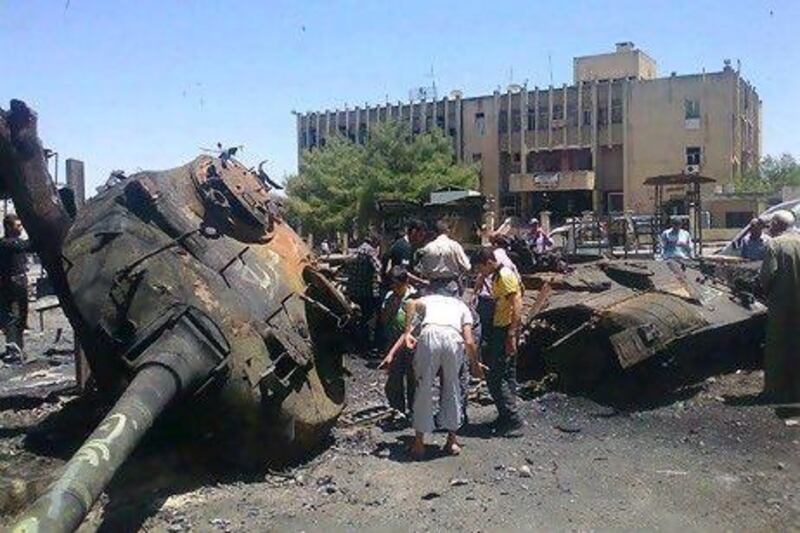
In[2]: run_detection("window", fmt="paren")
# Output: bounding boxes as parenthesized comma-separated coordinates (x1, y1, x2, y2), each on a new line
(611, 99, 622, 123)
(567, 104, 578, 126)
(537, 106, 548, 130)
(684, 99, 700, 119)
(474, 112, 486, 137)
(607, 192, 624, 214)
(498, 111, 508, 133)
(552, 103, 564, 121)
(686, 146, 701, 166)
(513, 152, 521, 163)
(527, 108, 536, 131)
(582, 109, 592, 126)
(472, 153, 482, 163)
(726, 211, 753, 228)
(597, 107, 608, 126)
(511, 109, 521, 132)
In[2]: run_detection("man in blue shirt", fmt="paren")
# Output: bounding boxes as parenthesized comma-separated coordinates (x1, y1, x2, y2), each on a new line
(740, 217, 770, 261)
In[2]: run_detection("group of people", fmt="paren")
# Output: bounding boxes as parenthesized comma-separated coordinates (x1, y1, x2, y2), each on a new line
(658, 210, 794, 262)
(739, 209, 796, 261)
(658, 208, 800, 416)
(342, 218, 531, 459)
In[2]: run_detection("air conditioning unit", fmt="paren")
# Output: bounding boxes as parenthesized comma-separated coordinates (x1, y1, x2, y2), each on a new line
(685, 164, 700, 174)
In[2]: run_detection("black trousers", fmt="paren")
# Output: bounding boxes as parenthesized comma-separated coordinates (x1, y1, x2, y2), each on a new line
(385, 347, 415, 414)
(1, 278, 28, 348)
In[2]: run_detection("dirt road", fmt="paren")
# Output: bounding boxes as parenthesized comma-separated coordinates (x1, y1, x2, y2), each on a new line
(1, 345, 797, 532)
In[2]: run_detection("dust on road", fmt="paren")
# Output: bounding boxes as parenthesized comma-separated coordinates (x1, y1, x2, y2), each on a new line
(1, 343, 798, 532)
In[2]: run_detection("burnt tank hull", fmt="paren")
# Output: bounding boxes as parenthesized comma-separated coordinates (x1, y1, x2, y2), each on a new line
(517, 259, 767, 391)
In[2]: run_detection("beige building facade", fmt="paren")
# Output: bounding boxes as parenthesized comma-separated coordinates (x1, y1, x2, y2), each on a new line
(296, 43, 761, 227)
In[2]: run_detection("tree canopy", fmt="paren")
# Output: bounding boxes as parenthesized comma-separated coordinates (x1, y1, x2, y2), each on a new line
(284, 122, 479, 235)
(734, 153, 800, 194)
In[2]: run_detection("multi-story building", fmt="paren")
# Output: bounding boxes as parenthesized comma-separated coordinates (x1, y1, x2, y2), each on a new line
(295, 42, 761, 226)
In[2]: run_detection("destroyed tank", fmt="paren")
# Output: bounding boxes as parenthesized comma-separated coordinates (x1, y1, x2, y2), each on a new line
(0, 101, 352, 532)
(515, 258, 767, 394)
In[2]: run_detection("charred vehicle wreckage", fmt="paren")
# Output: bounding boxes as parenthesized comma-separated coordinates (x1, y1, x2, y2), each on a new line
(0, 100, 353, 532)
(514, 258, 767, 397)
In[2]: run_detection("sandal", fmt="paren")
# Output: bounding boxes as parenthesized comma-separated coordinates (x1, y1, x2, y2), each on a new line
(442, 442, 461, 456)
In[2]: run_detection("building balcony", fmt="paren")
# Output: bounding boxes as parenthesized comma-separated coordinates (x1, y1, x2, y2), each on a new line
(509, 170, 596, 192)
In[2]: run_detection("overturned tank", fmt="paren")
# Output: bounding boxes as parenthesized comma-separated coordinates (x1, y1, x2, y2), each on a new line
(517, 258, 767, 393)
(1, 101, 352, 532)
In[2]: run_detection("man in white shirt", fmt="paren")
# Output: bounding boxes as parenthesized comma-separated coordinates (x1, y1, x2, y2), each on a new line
(416, 220, 471, 285)
(659, 217, 693, 260)
(401, 291, 480, 459)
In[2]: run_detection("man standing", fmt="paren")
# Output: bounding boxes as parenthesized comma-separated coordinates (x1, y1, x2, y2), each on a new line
(319, 238, 331, 257)
(416, 219, 471, 289)
(767, 210, 796, 238)
(401, 289, 480, 458)
(526, 218, 553, 254)
(0, 214, 31, 354)
(759, 229, 800, 413)
(384, 219, 426, 273)
(474, 247, 524, 436)
(659, 216, 693, 260)
(378, 266, 418, 417)
(344, 235, 381, 353)
(472, 234, 521, 361)
(740, 217, 770, 261)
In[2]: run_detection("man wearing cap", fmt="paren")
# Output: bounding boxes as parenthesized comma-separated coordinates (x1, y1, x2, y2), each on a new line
(760, 210, 800, 414)
(659, 216, 693, 260)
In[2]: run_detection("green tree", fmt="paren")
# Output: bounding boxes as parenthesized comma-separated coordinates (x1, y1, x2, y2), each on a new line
(734, 153, 800, 194)
(284, 136, 365, 236)
(285, 122, 479, 235)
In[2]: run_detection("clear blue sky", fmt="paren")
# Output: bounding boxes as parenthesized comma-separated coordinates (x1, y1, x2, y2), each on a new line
(2, 0, 797, 194)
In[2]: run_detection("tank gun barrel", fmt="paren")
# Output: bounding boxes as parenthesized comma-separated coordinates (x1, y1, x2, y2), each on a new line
(11, 311, 229, 533)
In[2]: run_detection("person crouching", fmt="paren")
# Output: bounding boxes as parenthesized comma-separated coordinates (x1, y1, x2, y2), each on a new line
(401, 286, 481, 459)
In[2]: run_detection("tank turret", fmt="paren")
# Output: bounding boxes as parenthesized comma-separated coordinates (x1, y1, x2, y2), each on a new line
(0, 100, 352, 532)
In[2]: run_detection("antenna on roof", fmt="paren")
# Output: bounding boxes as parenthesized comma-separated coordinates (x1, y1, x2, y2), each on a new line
(548, 51, 554, 86)
(426, 64, 438, 100)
